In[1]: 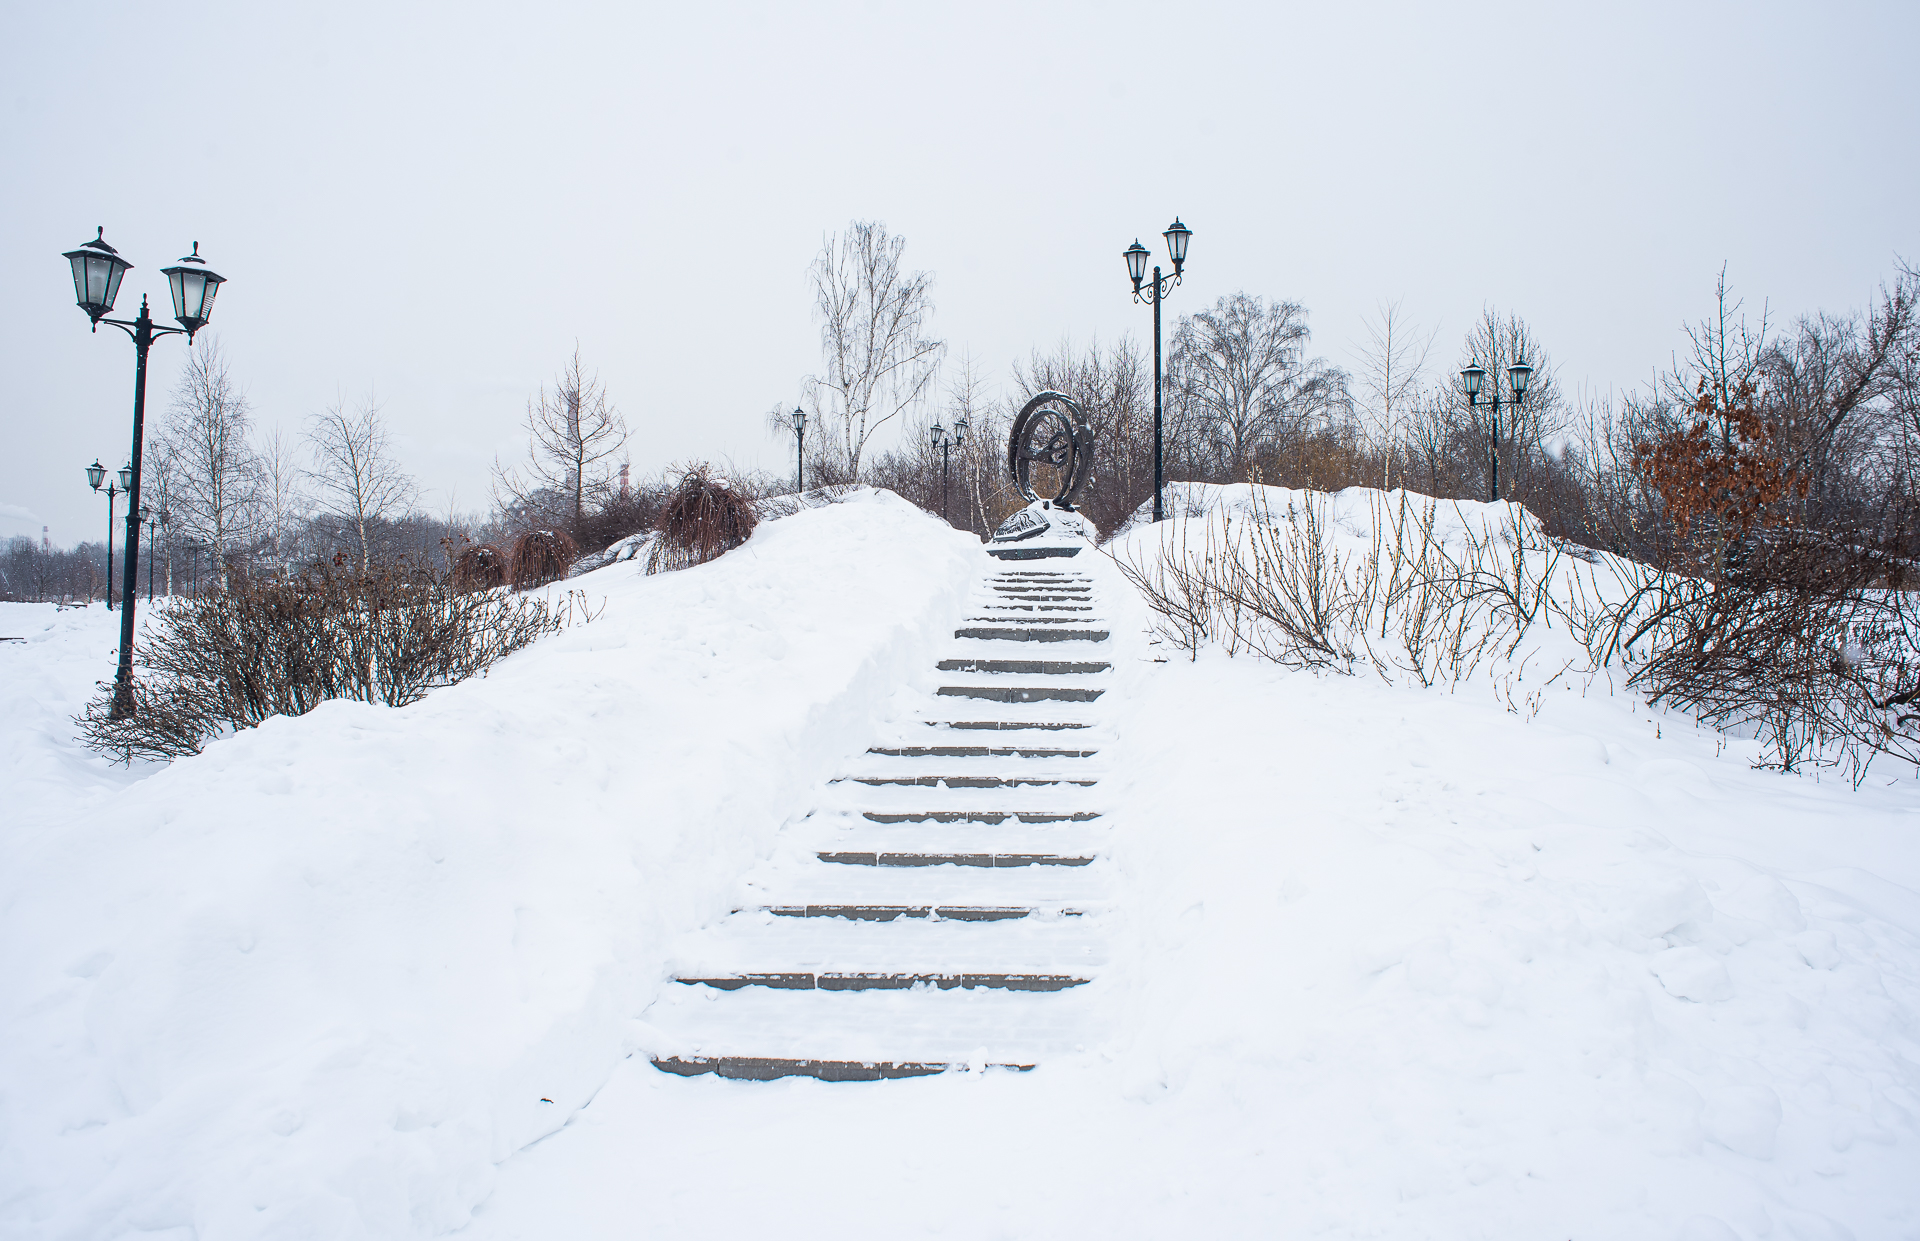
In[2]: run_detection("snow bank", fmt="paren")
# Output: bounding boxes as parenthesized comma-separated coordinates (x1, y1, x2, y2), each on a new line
(463, 482, 1919, 1241)
(0, 491, 979, 1240)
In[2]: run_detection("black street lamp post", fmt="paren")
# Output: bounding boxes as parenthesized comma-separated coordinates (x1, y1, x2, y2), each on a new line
(929, 416, 969, 525)
(789, 406, 807, 492)
(1459, 357, 1534, 503)
(1124, 219, 1192, 523)
(62, 227, 227, 718)
(86, 460, 131, 608)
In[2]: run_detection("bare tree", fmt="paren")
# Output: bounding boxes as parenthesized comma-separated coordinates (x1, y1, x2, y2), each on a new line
(1445, 308, 1566, 500)
(258, 426, 310, 576)
(1354, 299, 1435, 490)
(494, 347, 627, 535)
(159, 339, 259, 592)
(805, 220, 945, 480)
(1171, 293, 1350, 480)
(307, 391, 415, 572)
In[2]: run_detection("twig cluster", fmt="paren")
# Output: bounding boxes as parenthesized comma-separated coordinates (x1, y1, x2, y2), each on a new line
(647, 466, 758, 574)
(1113, 490, 1563, 690)
(1557, 538, 1920, 784)
(77, 560, 592, 762)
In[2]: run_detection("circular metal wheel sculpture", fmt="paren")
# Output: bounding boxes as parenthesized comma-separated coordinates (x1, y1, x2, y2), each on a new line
(1007, 390, 1095, 510)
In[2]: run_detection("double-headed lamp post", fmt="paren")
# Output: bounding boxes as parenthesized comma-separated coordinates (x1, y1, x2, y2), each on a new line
(789, 406, 807, 492)
(85, 460, 132, 608)
(61, 227, 227, 718)
(929, 415, 969, 525)
(1124, 219, 1192, 523)
(1459, 356, 1533, 503)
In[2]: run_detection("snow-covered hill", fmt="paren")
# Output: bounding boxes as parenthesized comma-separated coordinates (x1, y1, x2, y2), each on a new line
(4, 484, 1916, 1241)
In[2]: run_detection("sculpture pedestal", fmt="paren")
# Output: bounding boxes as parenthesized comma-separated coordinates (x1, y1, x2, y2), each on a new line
(986, 501, 1095, 560)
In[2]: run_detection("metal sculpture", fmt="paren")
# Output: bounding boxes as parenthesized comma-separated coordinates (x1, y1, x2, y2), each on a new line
(1007, 390, 1094, 511)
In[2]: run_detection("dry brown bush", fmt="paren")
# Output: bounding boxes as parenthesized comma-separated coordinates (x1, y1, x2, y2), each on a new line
(76, 560, 589, 762)
(452, 542, 509, 593)
(648, 465, 758, 574)
(510, 529, 578, 591)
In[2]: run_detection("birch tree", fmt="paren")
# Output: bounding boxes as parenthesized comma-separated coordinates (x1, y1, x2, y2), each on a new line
(307, 391, 414, 571)
(1354, 298, 1434, 490)
(159, 339, 259, 592)
(805, 221, 945, 480)
(1171, 293, 1349, 480)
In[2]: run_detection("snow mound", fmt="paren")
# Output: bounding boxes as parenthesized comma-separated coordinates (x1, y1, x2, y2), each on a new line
(0, 491, 980, 1239)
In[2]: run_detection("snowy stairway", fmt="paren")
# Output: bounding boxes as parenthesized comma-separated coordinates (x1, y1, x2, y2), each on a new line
(647, 563, 1113, 1082)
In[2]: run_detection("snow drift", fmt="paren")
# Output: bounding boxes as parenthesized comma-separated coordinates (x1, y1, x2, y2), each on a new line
(0, 491, 980, 1239)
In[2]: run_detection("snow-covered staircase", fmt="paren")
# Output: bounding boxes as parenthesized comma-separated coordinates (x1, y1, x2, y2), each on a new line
(647, 561, 1113, 1081)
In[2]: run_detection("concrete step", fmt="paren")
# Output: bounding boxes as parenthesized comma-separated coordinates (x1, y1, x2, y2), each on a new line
(653, 1056, 1032, 1081)
(762, 904, 1082, 921)
(975, 607, 1098, 618)
(867, 745, 1097, 757)
(925, 720, 1092, 730)
(937, 685, 1105, 703)
(987, 546, 1082, 560)
(675, 972, 1089, 992)
(955, 626, 1110, 642)
(848, 774, 1098, 788)
(937, 658, 1111, 675)
(818, 850, 1096, 866)
(860, 809, 1101, 823)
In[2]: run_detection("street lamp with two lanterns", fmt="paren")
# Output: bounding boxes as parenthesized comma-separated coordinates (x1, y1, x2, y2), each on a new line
(61, 227, 228, 718)
(1123, 218, 1192, 523)
(1459, 356, 1533, 503)
(929, 415, 969, 526)
(84, 459, 133, 608)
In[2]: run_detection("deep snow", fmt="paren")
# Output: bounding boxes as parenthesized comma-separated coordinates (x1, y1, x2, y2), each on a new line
(4, 484, 1917, 1241)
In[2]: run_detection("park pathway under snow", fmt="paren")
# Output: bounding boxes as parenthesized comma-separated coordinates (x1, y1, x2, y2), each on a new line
(646, 553, 1119, 1077)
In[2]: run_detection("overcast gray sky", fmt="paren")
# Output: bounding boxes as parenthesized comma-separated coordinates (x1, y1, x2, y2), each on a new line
(5, 0, 1916, 545)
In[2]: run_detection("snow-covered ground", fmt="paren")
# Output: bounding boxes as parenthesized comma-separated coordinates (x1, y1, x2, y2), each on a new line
(4, 485, 1917, 1240)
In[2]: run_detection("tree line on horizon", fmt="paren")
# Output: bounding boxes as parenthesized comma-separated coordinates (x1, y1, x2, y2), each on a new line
(6, 220, 1917, 605)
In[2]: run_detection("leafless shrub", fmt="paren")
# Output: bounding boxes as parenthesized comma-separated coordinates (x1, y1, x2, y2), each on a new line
(1113, 489, 1562, 688)
(1559, 536, 1920, 782)
(76, 561, 591, 762)
(451, 542, 509, 593)
(510, 528, 578, 591)
(648, 465, 758, 574)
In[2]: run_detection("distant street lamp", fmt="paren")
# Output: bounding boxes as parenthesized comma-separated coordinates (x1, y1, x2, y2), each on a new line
(61, 228, 227, 718)
(789, 406, 807, 492)
(1460, 357, 1533, 502)
(929, 416, 969, 525)
(86, 461, 132, 608)
(141, 506, 157, 602)
(1124, 218, 1192, 523)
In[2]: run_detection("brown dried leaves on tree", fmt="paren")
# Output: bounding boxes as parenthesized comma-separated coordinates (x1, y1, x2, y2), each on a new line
(1632, 379, 1808, 570)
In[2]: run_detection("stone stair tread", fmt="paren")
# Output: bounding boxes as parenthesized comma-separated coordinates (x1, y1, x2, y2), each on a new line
(743, 863, 1108, 907)
(817, 850, 1097, 867)
(675, 972, 1090, 991)
(936, 658, 1112, 674)
(644, 984, 1101, 1064)
(866, 745, 1099, 757)
(954, 627, 1111, 643)
(923, 720, 1093, 730)
(762, 904, 1086, 921)
(856, 809, 1102, 823)
(844, 774, 1098, 789)
(652, 1056, 1031, 1081)
(937, 686, 1106, 702)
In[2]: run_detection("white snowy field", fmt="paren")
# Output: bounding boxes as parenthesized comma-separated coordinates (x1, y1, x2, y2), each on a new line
(4, 485, 1918, 1240)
